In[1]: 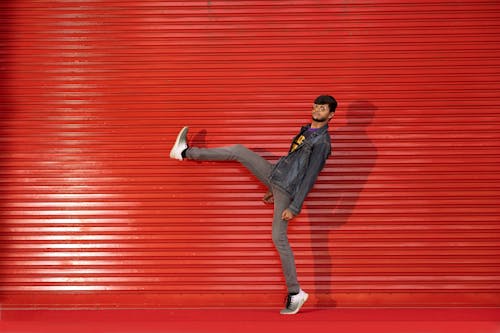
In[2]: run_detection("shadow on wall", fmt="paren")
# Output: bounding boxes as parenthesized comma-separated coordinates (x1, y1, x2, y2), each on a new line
(306, 100, 378, 307)
(190, 129, 208, 148)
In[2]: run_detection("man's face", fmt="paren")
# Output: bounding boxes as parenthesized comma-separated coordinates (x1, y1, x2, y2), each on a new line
(312, 104, 333, 122)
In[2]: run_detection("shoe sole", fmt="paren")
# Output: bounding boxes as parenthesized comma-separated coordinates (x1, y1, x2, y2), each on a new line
(169, 126, 189, 159)
(280, 293, 309, 315)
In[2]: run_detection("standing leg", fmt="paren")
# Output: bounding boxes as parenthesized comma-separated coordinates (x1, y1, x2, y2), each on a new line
(271, 186, 300, 294)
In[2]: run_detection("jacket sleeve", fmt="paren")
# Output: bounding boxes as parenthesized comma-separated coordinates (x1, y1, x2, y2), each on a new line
(288, 141, 331, 215)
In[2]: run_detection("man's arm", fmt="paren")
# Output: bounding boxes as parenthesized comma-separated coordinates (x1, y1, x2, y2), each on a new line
(287, 141, 331, 216)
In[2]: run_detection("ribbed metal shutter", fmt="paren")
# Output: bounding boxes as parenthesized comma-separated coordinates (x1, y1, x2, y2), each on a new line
(1, 0, 499, 308)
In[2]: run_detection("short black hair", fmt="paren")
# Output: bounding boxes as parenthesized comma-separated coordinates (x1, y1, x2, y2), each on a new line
(314, 95, 338, 113)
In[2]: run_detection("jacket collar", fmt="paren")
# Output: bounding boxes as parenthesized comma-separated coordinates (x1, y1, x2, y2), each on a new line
(301, 123, 329, 137)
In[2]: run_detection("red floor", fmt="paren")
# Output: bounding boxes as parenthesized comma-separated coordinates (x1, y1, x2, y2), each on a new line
(1, 308, 499, 333)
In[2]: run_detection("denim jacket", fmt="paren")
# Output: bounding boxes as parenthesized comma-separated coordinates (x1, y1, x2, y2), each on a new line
(269, 124, 332, 215)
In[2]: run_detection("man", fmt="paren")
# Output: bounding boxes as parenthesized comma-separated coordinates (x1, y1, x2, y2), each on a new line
(169, 95, 337, 314)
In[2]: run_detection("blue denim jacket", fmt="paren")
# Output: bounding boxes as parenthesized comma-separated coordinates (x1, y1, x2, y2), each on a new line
(269, 124, 332, 215)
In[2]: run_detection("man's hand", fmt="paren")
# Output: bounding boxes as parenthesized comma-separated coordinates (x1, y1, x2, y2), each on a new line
(281, 208, 296, 221)
(262, 190, 274, 204)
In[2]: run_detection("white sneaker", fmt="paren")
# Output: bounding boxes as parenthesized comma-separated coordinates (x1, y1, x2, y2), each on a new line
(280, 289, 309, 315)
(169, 126, 189, 160)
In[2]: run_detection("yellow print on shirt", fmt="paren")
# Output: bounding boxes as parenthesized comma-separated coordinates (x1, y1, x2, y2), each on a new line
(290, 135, 306, 152)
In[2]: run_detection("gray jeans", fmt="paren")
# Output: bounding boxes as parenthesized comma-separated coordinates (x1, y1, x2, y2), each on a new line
(186, 145, 300, 294)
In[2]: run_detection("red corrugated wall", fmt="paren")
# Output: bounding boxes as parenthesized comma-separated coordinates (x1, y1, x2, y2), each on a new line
(1, 0, 499, 308)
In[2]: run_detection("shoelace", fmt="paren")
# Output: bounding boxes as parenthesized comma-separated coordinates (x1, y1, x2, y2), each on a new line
(285, 293, 300, 309)
(284, 294, 293, 309)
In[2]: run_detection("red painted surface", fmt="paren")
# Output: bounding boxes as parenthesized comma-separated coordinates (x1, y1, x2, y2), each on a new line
(1, 0, 500, 308)
(1, 309, 500, 333)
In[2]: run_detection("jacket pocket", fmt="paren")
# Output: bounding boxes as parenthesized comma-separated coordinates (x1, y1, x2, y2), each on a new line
(271, 146, 311, 195)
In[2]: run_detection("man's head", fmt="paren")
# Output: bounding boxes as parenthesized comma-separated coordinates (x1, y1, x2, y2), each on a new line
(312, 95, 337, 123)
(314, 95, 337, 113)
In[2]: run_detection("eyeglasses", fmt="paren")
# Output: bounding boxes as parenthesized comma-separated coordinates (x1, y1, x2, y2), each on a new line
(312, 104, 329, 112)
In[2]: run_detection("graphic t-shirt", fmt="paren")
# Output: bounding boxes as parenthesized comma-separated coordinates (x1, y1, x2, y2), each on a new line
(290, 127, 320, 153)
